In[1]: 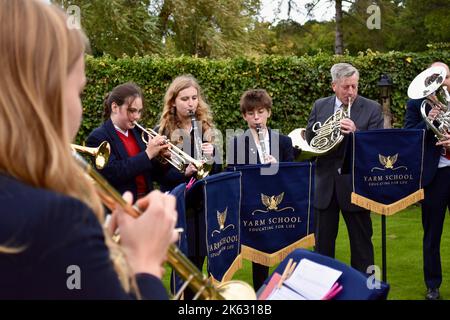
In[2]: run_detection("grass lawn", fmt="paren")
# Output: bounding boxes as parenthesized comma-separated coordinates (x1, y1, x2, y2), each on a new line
(163, 204, 450, 300)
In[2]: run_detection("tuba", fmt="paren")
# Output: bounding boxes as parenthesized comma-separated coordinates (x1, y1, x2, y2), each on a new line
(134, 122, 210, 179)
(71, 141, 111, 170)
(72, 151, 256, 300)
(289, 97, 352, 158)
(407, 65, 450, 140)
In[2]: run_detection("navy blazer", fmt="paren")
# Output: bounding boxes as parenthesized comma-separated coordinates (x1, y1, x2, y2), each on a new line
(305, 95, 383, 211)
(0, 174, 167, 299)
(86, 119, 155, 200)
(226, 128, 294, 166)
(404, 98, 441, 187)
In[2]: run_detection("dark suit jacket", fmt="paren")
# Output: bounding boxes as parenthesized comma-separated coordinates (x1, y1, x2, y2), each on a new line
(227, 128, 294, 165)
(305, 95, 383, 211)
(86, 119, 155, 200)
(0, 174, 167, 299)
(404, 98, 441, 187)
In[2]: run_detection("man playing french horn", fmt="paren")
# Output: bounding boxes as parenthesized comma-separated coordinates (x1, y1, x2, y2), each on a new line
(405, 62, 450, 300)
(305, 63, 383, 275)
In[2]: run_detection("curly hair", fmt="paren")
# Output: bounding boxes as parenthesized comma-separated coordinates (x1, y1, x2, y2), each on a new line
(158, 75, 215, 143)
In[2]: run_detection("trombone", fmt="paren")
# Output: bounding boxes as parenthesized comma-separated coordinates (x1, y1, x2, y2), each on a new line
(72, 151, 256, 300)
(71, 141, 111, 170)
(133, 122, 210, 179)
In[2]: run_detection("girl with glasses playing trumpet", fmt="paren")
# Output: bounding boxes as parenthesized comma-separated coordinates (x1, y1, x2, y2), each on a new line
(86, 82, 170, 200)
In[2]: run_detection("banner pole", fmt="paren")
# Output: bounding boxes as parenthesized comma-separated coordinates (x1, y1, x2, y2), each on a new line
(381, 215, 387, 282)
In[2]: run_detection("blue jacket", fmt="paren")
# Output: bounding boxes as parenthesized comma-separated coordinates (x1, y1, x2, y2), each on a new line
(404, 98, 441, 187)
(86, 119, 155, 200)
(0, 174, 167, 299)
(227, 128, 294, 166)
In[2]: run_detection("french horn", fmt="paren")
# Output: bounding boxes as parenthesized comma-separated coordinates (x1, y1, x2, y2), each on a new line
(289, 97, 352, 159)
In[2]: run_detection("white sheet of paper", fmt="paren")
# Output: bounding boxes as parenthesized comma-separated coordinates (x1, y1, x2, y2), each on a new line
(267, 286, 307, 300)
(283, 258, 343, 300)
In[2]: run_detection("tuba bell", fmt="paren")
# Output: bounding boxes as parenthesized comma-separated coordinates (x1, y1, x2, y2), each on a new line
(289, 97, 352, 159)
(71, 141, 111, 169)
(407, 65, 450, 140)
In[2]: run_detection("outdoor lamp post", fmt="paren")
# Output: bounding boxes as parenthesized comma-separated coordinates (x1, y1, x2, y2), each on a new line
(378, 74, 393, 129)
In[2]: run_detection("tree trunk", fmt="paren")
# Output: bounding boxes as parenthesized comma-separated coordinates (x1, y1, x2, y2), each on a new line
(335, 0, 344, 55)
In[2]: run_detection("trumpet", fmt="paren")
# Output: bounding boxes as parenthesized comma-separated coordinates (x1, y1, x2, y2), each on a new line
(71, 141, 111, 169)
(72, 151, 256, 300)
(133, 121, 210, 179)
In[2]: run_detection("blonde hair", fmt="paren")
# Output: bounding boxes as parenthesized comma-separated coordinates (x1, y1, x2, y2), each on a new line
(0, 0, 135, 294)
(158, 75, 214, 142)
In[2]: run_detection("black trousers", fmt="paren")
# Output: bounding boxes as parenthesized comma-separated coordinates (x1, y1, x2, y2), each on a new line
(252, 262, 269, 291)
(314, 189, 374, 273)
(421, 166, 450, 289)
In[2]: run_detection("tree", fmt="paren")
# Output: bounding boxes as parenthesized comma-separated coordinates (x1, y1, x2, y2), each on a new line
(52, 0, 162, 57)
(152, 0, 262, 57)
(395, 0, 450, 52)
(343, 0, 402, 53)
(280, 0, 348, 55)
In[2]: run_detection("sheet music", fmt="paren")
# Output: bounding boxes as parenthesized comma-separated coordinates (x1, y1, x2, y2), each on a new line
(267, 286, 307, 300)
(283, 258, 342, 300)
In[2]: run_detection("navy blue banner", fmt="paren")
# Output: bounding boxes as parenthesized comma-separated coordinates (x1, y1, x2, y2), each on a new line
(230, 162, 315, 265)
(351, 129, 425, 215)
(187, 172, 242, 282)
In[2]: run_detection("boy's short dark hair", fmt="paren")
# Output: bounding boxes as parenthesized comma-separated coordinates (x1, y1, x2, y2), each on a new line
(239, 89, 272, 114)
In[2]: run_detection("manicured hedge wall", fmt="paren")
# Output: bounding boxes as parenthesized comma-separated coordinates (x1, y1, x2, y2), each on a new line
(77, 51, 450, 144)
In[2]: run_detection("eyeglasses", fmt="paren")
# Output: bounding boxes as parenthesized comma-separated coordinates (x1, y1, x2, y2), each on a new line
(127, 107, 143, 116)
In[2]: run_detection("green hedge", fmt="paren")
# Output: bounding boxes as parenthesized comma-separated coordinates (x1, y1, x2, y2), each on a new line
(77, 51, 450, 144)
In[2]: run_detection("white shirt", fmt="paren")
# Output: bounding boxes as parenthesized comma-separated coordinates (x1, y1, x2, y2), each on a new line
(334, 97, 345, 113)
(438, 151, 450, 168)
(114, 124, 128, 136)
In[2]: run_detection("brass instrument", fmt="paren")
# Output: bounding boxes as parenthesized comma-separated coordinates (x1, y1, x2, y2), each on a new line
(71, 141, 110, 169)
(189, 111, 212, 175)
(408, 65, 450, 140)
(289, 97, 352, 158)
(72, 151, 256, 300)
(133, 122, 210, 179)
(255, 124, 269, 163)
